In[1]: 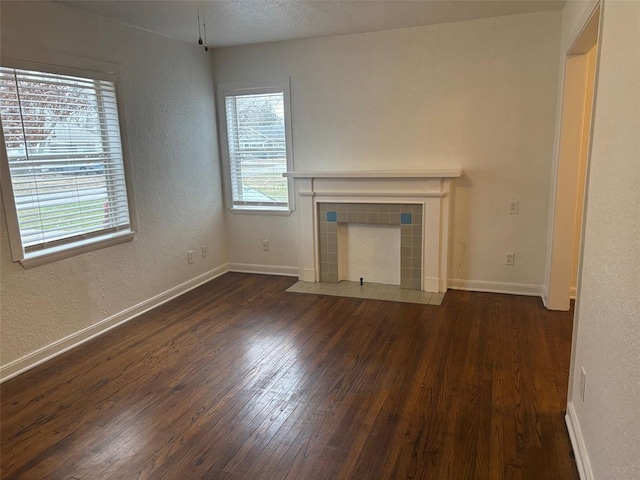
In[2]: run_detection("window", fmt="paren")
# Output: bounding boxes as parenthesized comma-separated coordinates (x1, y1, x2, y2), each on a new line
(217, 80, 294, 212)
(0, 61, 135, 267)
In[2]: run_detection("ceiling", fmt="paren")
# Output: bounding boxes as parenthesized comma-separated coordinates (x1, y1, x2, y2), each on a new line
(59, 0, 566, 48)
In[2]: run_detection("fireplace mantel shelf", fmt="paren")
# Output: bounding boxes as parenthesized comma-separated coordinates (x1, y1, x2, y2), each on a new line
(284, 169, 463, 179)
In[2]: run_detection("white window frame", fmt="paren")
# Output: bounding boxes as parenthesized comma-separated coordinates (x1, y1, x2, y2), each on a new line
(216, 78, 295, 215)
(0, 49, 137, 269)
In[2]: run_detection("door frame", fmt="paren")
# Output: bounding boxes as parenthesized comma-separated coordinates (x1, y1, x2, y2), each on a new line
(544, 3, 602, 311)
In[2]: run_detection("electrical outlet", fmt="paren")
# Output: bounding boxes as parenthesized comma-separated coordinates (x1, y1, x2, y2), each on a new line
(261, 240, 270, 251)
(580, 367, 587, 401)
(505, 253, 515, 265)
(202, 245, 208, 257)
(187, 250, 194, 264)
(509, 201, 520, 215)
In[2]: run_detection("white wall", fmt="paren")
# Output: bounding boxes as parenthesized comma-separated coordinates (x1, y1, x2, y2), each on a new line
(565, 1, 640, 478)
(212, 10, 562, 293)
(0, 2, 227, 374)
(225, 214, 297, 275)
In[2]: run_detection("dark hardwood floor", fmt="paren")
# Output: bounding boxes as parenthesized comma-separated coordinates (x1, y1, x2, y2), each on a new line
(1, 273, 578, 479)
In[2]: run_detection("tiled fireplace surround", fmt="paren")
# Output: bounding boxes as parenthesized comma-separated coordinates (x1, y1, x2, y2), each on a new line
(284, 170, 463, 293)
(318, 202, 423, 289)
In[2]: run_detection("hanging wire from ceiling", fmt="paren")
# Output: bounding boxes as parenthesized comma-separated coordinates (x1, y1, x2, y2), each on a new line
(197, 1, 208, 51)
(203, 1, 208, 51)
(197, 2, 203, 45)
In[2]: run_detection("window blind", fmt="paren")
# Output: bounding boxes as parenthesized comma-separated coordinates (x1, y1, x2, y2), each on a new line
(224, 92, 288, 208)
(0, 67, 131, 255)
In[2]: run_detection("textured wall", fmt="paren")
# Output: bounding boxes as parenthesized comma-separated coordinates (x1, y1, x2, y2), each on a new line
(568, 1, 640, 478)
(224, 214, 297, 270)
(212, 10, 562, 289)
(0, 2, 227, 366)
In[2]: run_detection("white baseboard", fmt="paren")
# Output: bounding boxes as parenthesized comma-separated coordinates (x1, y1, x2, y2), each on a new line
(448, 278, 543, 298)
(228, 263, 298, 277)
(423, 276, 440, 293)
(566, 401, 593, 480)
(299, 268, 316, 282)
(541, 284, 550, 308)
(0, 264, 229, 383)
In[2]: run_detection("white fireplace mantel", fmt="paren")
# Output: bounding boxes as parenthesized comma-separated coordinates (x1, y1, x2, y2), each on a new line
(284, 169, 463, 293)
(284, 169, 463, 179)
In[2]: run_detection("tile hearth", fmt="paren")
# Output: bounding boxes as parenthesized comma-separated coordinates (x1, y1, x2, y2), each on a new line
(286, 280, 444, 306)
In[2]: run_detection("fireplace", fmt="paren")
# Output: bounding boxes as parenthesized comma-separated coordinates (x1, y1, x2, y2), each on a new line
(284, 170, 463, 293)
(318, 202, 422, 289)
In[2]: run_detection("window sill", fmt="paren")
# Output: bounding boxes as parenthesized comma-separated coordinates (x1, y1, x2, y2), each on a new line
(19, 230, 136, 269)
(228, 207, 293, 217)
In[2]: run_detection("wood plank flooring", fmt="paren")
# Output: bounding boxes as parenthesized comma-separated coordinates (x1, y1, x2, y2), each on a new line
(0, 273, 578, 479)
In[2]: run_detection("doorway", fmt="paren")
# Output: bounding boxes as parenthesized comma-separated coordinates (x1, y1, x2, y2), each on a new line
(546, 5, 600, 311)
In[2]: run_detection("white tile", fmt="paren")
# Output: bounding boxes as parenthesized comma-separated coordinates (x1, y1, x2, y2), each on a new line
(372, 284, 390, 296)
(362, 286, 375, 296)
(288, 281, 445, 306)
(429, 292, 445, 305)
(392, 290, 410, 302)
(286, 282, 305, 293)
(405, 290, 422, 303)
(380, 291, 397, 301)
(416, 292, 433, 304)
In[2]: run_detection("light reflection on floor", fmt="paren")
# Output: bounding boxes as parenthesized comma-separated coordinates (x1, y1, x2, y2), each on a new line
(286, 281, 444, 306)
(244, 335, 306, 398)
(245, 335, 296, 366)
